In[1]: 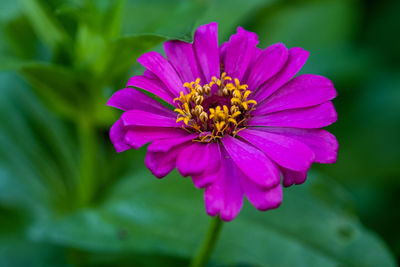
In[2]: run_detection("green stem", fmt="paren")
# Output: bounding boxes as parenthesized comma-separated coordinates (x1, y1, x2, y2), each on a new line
(77, 116, 97, 206)
(190, 216, 223, 267)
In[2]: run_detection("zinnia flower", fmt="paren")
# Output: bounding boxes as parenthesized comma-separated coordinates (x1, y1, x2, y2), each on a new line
(108, 22, 338, 221)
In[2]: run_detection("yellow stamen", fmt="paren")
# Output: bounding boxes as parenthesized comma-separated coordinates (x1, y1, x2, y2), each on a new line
(226, 83, 236, 91)
(173, 74, 257, 142)
(231, 111, 241, 118)
(174, 108, 186, 116)
(233, 89, 241, 98)
(246, 99, 257, 105)
(231, 98, 241, 105)
(228, 118, 238, 125)
(243, 90, 252, 100)
(216, 121, 225, 132)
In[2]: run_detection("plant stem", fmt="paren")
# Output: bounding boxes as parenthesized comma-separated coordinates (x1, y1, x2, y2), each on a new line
(189, 216, 223, 267)
(77, 116, 97, 206)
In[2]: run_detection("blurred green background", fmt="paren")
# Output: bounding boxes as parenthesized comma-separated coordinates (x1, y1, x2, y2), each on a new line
(0, 0, 399, 266)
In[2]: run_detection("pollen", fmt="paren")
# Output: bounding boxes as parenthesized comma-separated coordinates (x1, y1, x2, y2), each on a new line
(174, 73, 257, 142)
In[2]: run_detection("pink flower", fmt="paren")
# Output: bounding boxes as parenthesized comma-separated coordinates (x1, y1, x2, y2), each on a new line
(108, 22, 338, 221)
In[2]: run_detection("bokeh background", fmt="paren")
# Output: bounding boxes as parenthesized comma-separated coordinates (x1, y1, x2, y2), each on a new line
(0, 0, 399, 266)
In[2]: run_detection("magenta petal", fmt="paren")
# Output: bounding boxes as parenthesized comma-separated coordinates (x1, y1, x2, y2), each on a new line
(110, 119, 131, 153)
(192, 172, 218, 189)
(127, 75, 175, 105)
(224, 27, 259, 80)
(177, 142, 219, 177)
(248, 102, 337, 128)
(249, 47, 262, 65)
(257, 127, 338, 164)
(145, 142, 188, 178)
(238, 129, 315, 171)
(193, 22, 220, 82)
(191, 143, 221, 188)
(123, 127, 190, 149)
(147, 134, 196, 153)
(253, 47, 309, 102)
(280, 167, 308, 187)
(255, 74, 337, 115)
(222, 135, 280, 188)
(204, 182, 223, 217)
(242, 47, 263, 84)
(121, 110, 178, 128)
(164, 40, 201, 83)
(240, 172, 282, 211)
(107, 88, 175, 117)
(204, 147, 243, 221)
(137, 51, 185, 96)
(246, 43, 288, 90)
(221, 42, 262, 79)
(219, 42, 228, 65)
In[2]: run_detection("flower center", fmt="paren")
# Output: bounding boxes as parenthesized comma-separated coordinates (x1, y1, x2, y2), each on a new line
(174, 72, 257, 142)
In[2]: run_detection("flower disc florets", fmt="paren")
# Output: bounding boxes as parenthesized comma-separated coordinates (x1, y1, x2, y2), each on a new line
(174, 72, 257, 142)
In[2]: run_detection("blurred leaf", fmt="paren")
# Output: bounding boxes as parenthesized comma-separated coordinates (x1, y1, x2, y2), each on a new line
(0, 165, 39, 210)
(0, 72, 80, 213)
(55, 0, 122, 38)
(0, 167, 70, 267)
(87, 34, 166, 127)
(252, 0, 357, 48)
(330, 72, 400, 182)
(122, 0, 207, 42)
(66, 248, 188, 267)
(74, 23, 108, 73)
(102, 0, 124, 39)
(102, 34, 166, 79)
(197, 0, 276, 40)
(19, 63, 86, 119)
(361, 0, 400, 67)
(3, 15, 37, 59)
(0, 58, 37, 71)
(30, 167, 396, 267)
(249, 0, 365, 80)
(0, 238, 70, 267)
(0, 204, 70, 267)
(18, 0, 70, 48)
(121, 0, 274, 42)
(0, 0, 20, 22)
(321, 70, 400, 257)
(0, 14, 51, 69)
(58, 0, 205, 42)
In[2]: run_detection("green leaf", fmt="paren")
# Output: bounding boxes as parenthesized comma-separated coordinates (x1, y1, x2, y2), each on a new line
(19, 63, 85, 119)
(324, 71, 400, 256)
(197, 0, 276, 40)
(0, 73, 80, 213)
(249, 0, 365, 78)
(85, 34, 166, 127)
(0, 238, 69, 267)
(0, 71, 139, 214)
(102, 34, 166, 78)
(2, 15, 38, 60)
(102, 0, 124, 39)
(122, 0, 207, 42)
(0, 0, 20, 22)
(0, 200, 69, 267)
(18, 0, 70, 48)
(55, 0, 123, 38)
(30, 168, 396, 267)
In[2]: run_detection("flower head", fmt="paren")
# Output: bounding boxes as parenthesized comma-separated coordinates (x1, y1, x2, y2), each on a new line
(108, 22, 338, 221)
